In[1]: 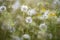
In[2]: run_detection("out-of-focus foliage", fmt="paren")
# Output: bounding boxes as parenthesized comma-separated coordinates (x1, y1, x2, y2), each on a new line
(0, 0, 60, 40)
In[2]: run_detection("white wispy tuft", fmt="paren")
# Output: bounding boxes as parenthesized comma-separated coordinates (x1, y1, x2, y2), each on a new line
(27, 9, 36, 16)
(12, 0, 20, 11)
(0, 5, 6, 12)
(21, 5, 28, 12)
(25, 17, 32, 23)
(39, 23, 47, 31)
(22, 34, 30, 40)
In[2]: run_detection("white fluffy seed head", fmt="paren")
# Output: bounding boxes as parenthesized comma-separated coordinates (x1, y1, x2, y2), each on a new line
(39, 23, 47, 31)
(21, 5, 28, 12)
(40, 10, 49, 20)
(12, 0, 20, 10)
(22, 34, 30, 39)
(27, 9, 36, 16)
(25, 17, 32, 23)
(0, 6, 6, 12)
(39, 15, 48, 20)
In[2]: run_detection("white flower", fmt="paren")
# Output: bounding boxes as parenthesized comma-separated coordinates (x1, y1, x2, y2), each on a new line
(42, 10, 49, 19)
(39, 15, 48, 20)
(22, 34, 30, 39)
(25, 17, 32, 23)
(27, 9, 36, 16)
(39, 10, 49, 20)
(0, 6, 6, 12)
(39, 23, 47, 31)
(21, 5, 28, 12)
(12, 0, 20, 10)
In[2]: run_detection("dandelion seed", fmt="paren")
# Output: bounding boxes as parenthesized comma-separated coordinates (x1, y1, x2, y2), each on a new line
(25, 17, 32, 23)
(39, 15, 48, 20)
(39, 23, 47, 31)
(0, 5, 6, 12)
(22, 34, 30, 40)
(21, 5, 28, 12)
(27, 9, 36, 16)
(39, 10, 49, 20)
(12, 0, 20, 10)
(42, 10, 49, 19)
